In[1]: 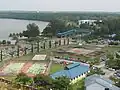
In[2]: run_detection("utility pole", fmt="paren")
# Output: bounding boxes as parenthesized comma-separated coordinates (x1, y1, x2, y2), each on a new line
(59, 39, 61, 46)
(55, 41, 57, 48)
(67, 38, 69, 45)
(37, 41, 40, 53)
(31, 44, 34, 53)
(24, 47, 27, 55)
(64, 39, 66, 45)
(17, 46, 19, 57)
(0, 50, 2, 61)
(43, 42, 45, 49)
(49, 40, 52, 48)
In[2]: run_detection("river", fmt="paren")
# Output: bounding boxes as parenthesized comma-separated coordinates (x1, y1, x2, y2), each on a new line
(0, 18, 49, 41)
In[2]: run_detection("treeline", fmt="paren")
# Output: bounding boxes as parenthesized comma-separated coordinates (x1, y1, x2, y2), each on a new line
(42, 20, 76, 36)
(10, 73, 73, 90)
(82, 18, 120, 40)
(0, 40, 11, 45)
(9, 23, 40, 39)
(0, 11, 120, 21)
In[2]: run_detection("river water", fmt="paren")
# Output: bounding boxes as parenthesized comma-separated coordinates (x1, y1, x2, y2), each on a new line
(0, 18, 49, 41)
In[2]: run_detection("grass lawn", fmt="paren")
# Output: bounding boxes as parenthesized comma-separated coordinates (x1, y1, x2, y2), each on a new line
(13, 53, 35, 60)
(50, 63, 64, 74)
(102, 45, 120, 55)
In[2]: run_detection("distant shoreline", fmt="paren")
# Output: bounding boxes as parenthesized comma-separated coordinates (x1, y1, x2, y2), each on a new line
(0, 17, 49, 22)
(0, 19, 49, 41)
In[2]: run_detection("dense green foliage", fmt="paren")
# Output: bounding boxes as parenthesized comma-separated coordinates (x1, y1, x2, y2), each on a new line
(15, 73, 32, 85)
(110, 76, 120, 88)
(72, 79, 85, 90)
(14, 73, 72, 90)
(9, 23, 40, 38)
(22, 23, 40, 38)
(42, 20, 73, 36)
(2, 11, 120, 39)
(0, 11, 120, 21)
(0, 40, 11, 45)
(84, 18, 120, 40)
(42, 20, 77, 36)
(42, 20, 66, 36)
(52, 76, 71, 90)
(106, 54, 120, 70)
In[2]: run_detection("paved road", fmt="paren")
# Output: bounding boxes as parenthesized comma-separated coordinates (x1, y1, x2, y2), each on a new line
(102, 67, 115, 78)
(94, 61, 115, 79)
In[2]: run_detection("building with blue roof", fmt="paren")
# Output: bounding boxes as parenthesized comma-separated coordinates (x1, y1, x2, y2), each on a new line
(56, 29, 91, 38)
(57, 29, 76, 37)
(51, 63, 90, 84)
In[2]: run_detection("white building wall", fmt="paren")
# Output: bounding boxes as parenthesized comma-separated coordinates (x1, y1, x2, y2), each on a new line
(70, 73, 87, 84)
(79, 20, 97, 25)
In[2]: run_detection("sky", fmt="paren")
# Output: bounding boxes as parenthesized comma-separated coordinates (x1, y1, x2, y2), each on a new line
(0, 0, 120, 12)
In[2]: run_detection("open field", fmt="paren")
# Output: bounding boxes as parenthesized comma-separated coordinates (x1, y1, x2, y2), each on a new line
(0, 43, 120, 90)
(13, 53, 35, 60)
(102, 45, 120, 54)
(50, 63, 64, 74)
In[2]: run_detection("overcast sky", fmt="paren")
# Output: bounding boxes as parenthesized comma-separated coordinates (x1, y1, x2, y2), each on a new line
(0, 0, 120, 12)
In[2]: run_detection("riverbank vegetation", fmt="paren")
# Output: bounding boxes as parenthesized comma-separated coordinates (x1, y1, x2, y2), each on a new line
(9, 23, 40, 39)
(4, 11, 120, 40)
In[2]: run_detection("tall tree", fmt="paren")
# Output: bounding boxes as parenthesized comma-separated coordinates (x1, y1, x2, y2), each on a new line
(9, 33, 13, 37)
(52, 76, 71, 90)
(22, 23, 40, 38)
(33, 74, 52, 89)
(15, 73, 32, 85)
(2, 40, 6, 44)
(42, 20, 67, 36)
(7, 41, 11, 45)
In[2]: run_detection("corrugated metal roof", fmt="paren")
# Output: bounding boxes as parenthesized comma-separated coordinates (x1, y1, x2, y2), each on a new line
(57, 29, 76, 36)
(56, 29, 91, 36)
(85, 74, 120, 90)
(51, 63, 89, 79)
(66, 63, 80, 69)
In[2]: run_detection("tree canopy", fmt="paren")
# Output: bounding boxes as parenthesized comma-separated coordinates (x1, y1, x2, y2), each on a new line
(15, 73, 32, 85)
(106, 54, 120, 70)
(52, 76, 71, 90)
(42, 20, 76, 36)
(22, 23, 40, 38)
(14, 73, 72, 90)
